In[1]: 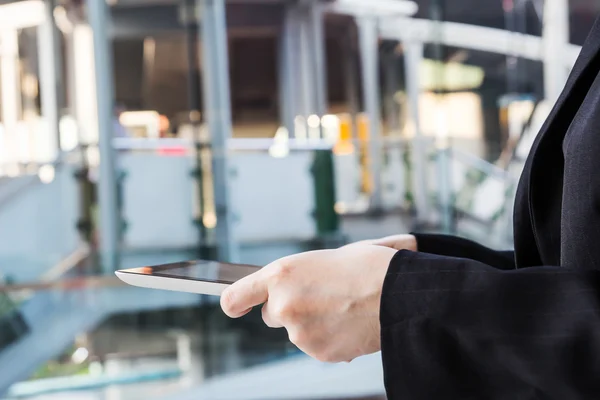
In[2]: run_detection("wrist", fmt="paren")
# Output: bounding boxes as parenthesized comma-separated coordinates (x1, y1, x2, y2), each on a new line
(406, 235, 418, 252)
(362, 246, 397, 318)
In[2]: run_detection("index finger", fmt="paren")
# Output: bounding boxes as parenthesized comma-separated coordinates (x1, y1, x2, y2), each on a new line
(220, 267, 270, 318)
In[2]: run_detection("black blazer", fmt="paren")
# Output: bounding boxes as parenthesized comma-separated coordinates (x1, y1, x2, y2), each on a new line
(380, 18, 600, 400)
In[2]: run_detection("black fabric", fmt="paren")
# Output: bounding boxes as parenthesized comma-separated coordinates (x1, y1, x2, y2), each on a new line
(412, 233, 515, 271)
(380, 17, 600, 400)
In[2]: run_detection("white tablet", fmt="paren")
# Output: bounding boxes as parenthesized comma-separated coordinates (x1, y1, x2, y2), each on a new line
(115, 260, 261, 296)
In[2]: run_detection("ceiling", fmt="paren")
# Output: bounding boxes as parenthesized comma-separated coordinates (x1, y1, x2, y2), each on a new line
(1, 0, 598, 44)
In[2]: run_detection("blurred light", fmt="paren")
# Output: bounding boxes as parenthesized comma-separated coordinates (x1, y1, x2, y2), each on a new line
(435, 109, 449, 148)
(329, 0, 418, 17)
(421, 59, 484, 91)
(86, 146, 100, 168)
(159, 115, 170, 133)
(53, 6, 73, 34)
(158, 147, 187, 156)
(320, 114, 339, 129)
(333, 114, 355, 155)
(419, 92, 483, 141)
(269, 145, 289, 158)
(22, 74, 39, 98)
(175, 333, 193, 372)
(59, 115, 79, 152)
(38, 164, 55, 184)
(269, 126, 290, 158)
(307, 114, 321, 141)
(506, 98, 535, 140)
(203, 212, 217, 229)
(0, 1, 45, 30)
(333, 141, 355, 155)
(307, 114, 321, 129)
(338, 114, 353, 140)
(274, 126, 289, 141)
(73, 25, 99, 144)
(120, 111, 159, 126)
(71, 347, 89, 364)
(334, 202, 348, 214)
(321, 114, 340, 144)
(120, 111, 161, 138)
(294, 116, 307, 142)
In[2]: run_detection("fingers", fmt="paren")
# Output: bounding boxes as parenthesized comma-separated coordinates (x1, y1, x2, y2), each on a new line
(221, 268, 270, 318)
(220, 256, 296, 319)
(261, 301, 284, 328)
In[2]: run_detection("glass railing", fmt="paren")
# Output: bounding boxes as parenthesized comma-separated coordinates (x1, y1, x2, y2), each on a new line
(428, 144, 518, 248)
(0, 157, 86, 284)
(0, 276, 389, 400)
(332, 135, 519, 248)
(0, 134, 521, 399)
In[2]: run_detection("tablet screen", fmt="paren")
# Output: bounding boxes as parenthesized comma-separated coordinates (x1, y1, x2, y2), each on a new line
(120, 260, 260, 285)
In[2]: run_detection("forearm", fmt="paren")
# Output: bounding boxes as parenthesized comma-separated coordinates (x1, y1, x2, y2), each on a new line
(380, 250, 600, 399)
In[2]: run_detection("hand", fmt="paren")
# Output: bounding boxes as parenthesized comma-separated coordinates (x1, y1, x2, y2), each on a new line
(220, 245, 398, 363)
(344, 234, 417, 252)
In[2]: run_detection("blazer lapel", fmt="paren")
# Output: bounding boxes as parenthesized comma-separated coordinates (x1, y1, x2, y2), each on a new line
(525, 19, 600, 264)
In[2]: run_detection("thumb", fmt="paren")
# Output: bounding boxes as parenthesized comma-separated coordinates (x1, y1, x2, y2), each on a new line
(221, 268, 270, 318)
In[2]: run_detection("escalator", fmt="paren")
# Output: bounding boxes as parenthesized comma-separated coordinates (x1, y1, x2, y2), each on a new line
(0, 163, 100, 394)
(0, 277, 201, 397)
(0, 159, 205, 396)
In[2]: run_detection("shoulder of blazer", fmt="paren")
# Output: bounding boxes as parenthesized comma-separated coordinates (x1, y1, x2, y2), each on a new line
(529, 18, 600, 166)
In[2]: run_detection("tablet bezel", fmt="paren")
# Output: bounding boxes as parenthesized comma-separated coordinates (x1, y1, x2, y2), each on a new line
(115, 260, 260, 296)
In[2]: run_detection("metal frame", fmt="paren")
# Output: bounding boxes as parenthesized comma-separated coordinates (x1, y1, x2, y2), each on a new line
(198, 0, 240, 263)
(379, 17, 580, 67)
(356, 16, 383, 210)
(37, 0, 64, 158)
(87, 0, 121, 272)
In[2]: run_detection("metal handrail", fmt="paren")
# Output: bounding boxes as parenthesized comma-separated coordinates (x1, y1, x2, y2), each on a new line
(449, 147, 518, 182)
(3, 244, 94, 320)
(39, 244, 91, 282)
(112, 137, 335, 151)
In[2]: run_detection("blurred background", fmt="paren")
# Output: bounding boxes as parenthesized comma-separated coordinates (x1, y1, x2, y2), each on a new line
(0, 0, 596, 398)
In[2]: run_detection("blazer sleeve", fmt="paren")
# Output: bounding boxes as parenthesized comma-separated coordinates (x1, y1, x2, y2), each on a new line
(380, 250, 600, 400)
(413, 233, 516, 270)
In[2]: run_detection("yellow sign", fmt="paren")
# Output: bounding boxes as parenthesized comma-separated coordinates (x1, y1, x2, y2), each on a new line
(333, 114, 355, 155)
(357, 113, 372, 194)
